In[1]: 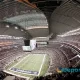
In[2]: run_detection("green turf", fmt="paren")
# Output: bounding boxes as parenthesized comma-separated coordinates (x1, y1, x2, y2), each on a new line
(14, 54, 44, 71)
(5, 54, 50, 79)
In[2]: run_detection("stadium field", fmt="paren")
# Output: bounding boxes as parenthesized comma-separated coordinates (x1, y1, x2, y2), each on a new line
(4, 54, 49, 79)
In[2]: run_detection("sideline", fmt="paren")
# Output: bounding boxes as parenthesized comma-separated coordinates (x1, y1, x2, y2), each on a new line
(38, 54, 46, 76)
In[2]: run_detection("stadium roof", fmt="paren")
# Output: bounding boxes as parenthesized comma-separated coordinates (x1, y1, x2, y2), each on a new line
(0, 0, 80, 39)
(0, 0, 49, 39)
(3, 12, 48, 29)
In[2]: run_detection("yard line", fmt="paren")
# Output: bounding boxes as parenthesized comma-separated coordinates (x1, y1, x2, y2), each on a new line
(38, 54, 46, 76)
(19, 54, 34, 69)
(10, 54, 30, 70)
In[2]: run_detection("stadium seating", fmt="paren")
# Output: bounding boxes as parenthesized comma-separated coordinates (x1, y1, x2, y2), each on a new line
(32, 44, 69, 73)
(0, 35, 80, 80)
(32, 41, 80, 80)
(0, 1, 80, 80)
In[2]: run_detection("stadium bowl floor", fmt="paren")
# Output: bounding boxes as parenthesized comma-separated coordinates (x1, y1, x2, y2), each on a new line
(4, 54, 50, 79)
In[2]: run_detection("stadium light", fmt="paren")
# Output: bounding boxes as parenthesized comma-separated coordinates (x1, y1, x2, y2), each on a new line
(6, 25, 9, 28)
(21, 29, 23, 31)
(15, 26, 18, 29)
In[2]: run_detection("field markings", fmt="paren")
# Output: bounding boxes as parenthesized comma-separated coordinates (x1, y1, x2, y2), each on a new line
(18, 55, 33, 69)
(8, 54, 46, 76)
(9, 54, 30, 70)
(38, 54, 46, 76)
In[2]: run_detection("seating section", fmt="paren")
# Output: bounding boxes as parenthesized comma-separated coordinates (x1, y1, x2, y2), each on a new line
(33, 36, 80, 73)
(33, 44, 69, 73)
(0, 38, 28, 80)
(0, 34, 80, 80)
(32, 39, 80, 80)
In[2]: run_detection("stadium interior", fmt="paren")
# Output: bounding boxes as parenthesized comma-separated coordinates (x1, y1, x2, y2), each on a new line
(0, 0, 80, 80)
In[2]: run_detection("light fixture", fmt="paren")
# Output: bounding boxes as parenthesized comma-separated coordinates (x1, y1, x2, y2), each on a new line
(21, 29, 23, 31)
(6, 25, 9, 28)
(15, 26, 18, 29)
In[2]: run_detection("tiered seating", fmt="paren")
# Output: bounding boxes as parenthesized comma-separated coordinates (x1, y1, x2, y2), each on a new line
(33, 39, 80, 74)
(33, 42, 80, 80)
(32, 44, 69, 73)
(56, 34, 80, 49)
(0, 46, 25, 70)
(0, 37, 25, 71)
